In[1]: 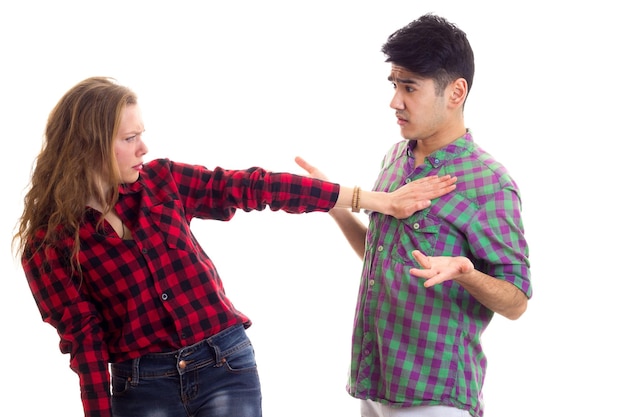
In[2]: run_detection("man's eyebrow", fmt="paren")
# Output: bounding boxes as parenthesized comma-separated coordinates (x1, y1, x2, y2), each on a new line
(387, 75, 417, 84)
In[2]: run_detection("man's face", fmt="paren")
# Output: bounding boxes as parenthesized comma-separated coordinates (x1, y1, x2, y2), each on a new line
(387, 65, 448, 141)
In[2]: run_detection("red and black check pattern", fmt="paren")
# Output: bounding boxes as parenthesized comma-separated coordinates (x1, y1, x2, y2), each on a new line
(22, 158, 340, 417)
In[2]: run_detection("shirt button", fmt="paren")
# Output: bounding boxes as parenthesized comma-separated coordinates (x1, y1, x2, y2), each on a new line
(405, 178, 411, 184)
(161, 293, 168, 301)
(369, 279, 375, 287)
(142, 248, 148, 254)
(413, 223, 420, 230)
(377, 245, 384, 252)
(434, 158, 440, 164)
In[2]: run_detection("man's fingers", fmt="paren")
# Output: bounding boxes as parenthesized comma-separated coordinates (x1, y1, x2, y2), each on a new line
(411, 250, 431, 268)
(294, 156, 313, 173)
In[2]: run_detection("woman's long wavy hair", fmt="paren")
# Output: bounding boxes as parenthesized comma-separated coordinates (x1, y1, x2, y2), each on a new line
(14, 76, 137, 273)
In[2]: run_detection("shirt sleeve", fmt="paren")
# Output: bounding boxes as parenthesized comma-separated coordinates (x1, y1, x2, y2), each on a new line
(467, 186, 532, 298)
(22, 235, 113, 417)
(163, 160, 340, 218)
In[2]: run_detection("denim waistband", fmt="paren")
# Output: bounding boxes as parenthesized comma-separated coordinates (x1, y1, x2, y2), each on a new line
(111, 324, 249, 379)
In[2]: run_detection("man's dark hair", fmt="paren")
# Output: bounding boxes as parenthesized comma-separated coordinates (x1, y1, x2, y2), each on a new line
(382, 14, 475, 95)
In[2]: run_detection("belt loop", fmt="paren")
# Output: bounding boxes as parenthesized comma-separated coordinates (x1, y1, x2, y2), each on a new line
(205, 339, 221, 367)
(207, 325, 243, 368)
(130, 357, 140, 386)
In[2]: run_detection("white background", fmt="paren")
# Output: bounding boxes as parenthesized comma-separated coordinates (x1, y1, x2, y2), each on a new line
(1, 1, 624, 416)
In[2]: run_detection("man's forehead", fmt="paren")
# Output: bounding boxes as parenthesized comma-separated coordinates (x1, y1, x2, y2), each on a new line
(388, 65, 421, 83)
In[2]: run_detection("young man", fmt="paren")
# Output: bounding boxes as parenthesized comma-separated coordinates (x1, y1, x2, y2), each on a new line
(297, 13, 531, 417)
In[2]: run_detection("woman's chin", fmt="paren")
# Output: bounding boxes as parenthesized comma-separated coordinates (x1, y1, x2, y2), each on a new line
(122, 173, 140, 184)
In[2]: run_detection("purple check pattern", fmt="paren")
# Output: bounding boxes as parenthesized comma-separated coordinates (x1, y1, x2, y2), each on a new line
(348, 132, 531, 417)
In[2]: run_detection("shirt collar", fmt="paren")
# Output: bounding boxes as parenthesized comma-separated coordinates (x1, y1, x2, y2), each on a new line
(119, 176, 143, 195)
(407, 129, 475, 168)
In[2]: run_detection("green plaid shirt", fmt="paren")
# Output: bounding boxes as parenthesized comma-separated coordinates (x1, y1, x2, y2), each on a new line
(348, 131, 532, 417)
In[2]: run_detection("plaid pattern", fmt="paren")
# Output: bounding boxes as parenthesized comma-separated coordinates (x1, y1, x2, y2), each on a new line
(348, 132, 531, 417)
(22, 158, 339, 417)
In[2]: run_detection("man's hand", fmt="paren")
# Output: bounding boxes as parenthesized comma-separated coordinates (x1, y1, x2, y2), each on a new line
(409, 249, 474, 288)
(295, 156, 329, 181)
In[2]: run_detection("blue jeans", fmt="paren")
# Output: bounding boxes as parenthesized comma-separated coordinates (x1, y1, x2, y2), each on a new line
(111, 325, 262, 417)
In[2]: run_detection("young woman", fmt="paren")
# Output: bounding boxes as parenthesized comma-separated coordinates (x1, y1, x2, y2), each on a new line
(14, 76, 456, 417)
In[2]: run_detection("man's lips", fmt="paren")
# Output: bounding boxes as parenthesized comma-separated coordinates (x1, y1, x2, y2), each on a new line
(396, 116, 408, 126)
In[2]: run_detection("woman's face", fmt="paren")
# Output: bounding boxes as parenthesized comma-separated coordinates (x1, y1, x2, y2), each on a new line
(114, 104, 148, 184)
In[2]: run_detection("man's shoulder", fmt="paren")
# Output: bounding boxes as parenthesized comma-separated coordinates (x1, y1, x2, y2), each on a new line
(380, 140, 411, 168)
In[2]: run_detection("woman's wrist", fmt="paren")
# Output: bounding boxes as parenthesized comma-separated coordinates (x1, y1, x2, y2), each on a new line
(351, 186, 361, 213)
(358, 189, 388, 215)
(336, 186, 388, 215)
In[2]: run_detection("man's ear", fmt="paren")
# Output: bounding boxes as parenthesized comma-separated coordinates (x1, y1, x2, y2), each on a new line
(449, 78, 468, 107)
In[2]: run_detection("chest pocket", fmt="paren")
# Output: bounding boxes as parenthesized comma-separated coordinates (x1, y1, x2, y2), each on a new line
(390, 213, 442, 263)
(149, 200, 197, 253)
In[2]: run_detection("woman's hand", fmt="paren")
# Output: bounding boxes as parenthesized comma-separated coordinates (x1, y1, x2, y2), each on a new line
(294, 155, 456, 219)
(382, 175, 457, 218)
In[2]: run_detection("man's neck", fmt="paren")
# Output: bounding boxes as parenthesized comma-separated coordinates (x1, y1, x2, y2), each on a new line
(412, 125, 467, 167)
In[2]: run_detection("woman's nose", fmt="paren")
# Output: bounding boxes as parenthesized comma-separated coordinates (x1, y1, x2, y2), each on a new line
(138, 138, 149, 156)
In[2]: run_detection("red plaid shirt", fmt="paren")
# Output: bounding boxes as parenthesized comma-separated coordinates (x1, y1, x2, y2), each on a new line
(22, 159, 340, 417)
